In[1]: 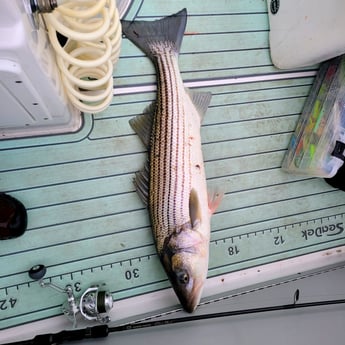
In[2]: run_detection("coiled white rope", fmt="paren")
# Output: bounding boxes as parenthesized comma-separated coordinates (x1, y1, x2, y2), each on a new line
(43, 0, 121, 113)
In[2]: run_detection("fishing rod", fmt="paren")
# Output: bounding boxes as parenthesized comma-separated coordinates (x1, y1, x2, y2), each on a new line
(4, 290, 345, 345)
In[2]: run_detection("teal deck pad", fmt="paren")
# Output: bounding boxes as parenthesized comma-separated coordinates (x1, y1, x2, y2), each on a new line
(1, 0, 344, 330)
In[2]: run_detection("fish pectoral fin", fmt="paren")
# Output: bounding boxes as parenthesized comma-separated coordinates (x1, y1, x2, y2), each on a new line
(133, 159, 150, 206)
(189, 188, 202, 228)
(208, 189, 224, 215)
(186, 89, 212, 123)
(129, 102, 155, 148)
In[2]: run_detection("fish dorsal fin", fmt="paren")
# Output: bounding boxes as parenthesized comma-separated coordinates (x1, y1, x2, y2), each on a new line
(189, 188, 202, 228)
(186, 89, 212, 123)
(129, 102, 155, 148)
(133, 159, 150, 206)
(130, 103, 154, 206)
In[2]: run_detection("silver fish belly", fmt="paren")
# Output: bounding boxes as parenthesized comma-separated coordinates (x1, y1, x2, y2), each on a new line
(122, 9, 222, 312)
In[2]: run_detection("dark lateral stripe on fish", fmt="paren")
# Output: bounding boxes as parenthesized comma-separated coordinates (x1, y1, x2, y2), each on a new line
(151, 52, 191, 241)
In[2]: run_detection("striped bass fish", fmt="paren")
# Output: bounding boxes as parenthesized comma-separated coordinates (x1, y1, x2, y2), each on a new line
(122, 9, 222, 313)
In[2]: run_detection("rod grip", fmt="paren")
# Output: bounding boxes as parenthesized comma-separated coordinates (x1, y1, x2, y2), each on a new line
(33, 325, 109, 344)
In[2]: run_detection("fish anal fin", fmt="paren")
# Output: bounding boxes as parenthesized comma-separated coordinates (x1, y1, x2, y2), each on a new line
(129, 102, 155, 148)
(189, 188, 202, 228)
(186, 89, 212, 123)
(133, 159, 150, 206)
(208, 189, 223, 215)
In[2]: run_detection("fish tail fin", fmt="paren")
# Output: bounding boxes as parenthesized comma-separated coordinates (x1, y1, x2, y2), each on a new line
(121, 8, 187, 61)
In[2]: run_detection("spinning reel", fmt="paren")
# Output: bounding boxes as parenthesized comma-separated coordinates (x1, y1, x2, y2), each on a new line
(29, 264, 114, 328)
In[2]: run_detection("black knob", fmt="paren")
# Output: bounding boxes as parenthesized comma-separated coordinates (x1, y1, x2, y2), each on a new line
(29, 264, 47, 281)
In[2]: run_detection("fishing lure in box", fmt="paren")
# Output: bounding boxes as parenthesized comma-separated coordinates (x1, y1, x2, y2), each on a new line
(282, 55, 345, 178)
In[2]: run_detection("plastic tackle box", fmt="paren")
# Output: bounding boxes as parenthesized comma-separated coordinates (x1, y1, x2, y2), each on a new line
(282, 56, 345, 177)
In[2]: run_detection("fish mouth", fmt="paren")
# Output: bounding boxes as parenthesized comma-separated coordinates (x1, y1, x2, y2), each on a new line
(161, 250, 205, 313)
(171, 276, 204, 313)
(177, 293, 201, 313)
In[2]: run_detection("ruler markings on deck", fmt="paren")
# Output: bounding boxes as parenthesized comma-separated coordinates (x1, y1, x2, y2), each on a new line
(1, 212, 344, 329)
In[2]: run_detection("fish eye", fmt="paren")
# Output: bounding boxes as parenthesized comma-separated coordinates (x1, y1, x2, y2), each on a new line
(176, 271, 189, 285)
